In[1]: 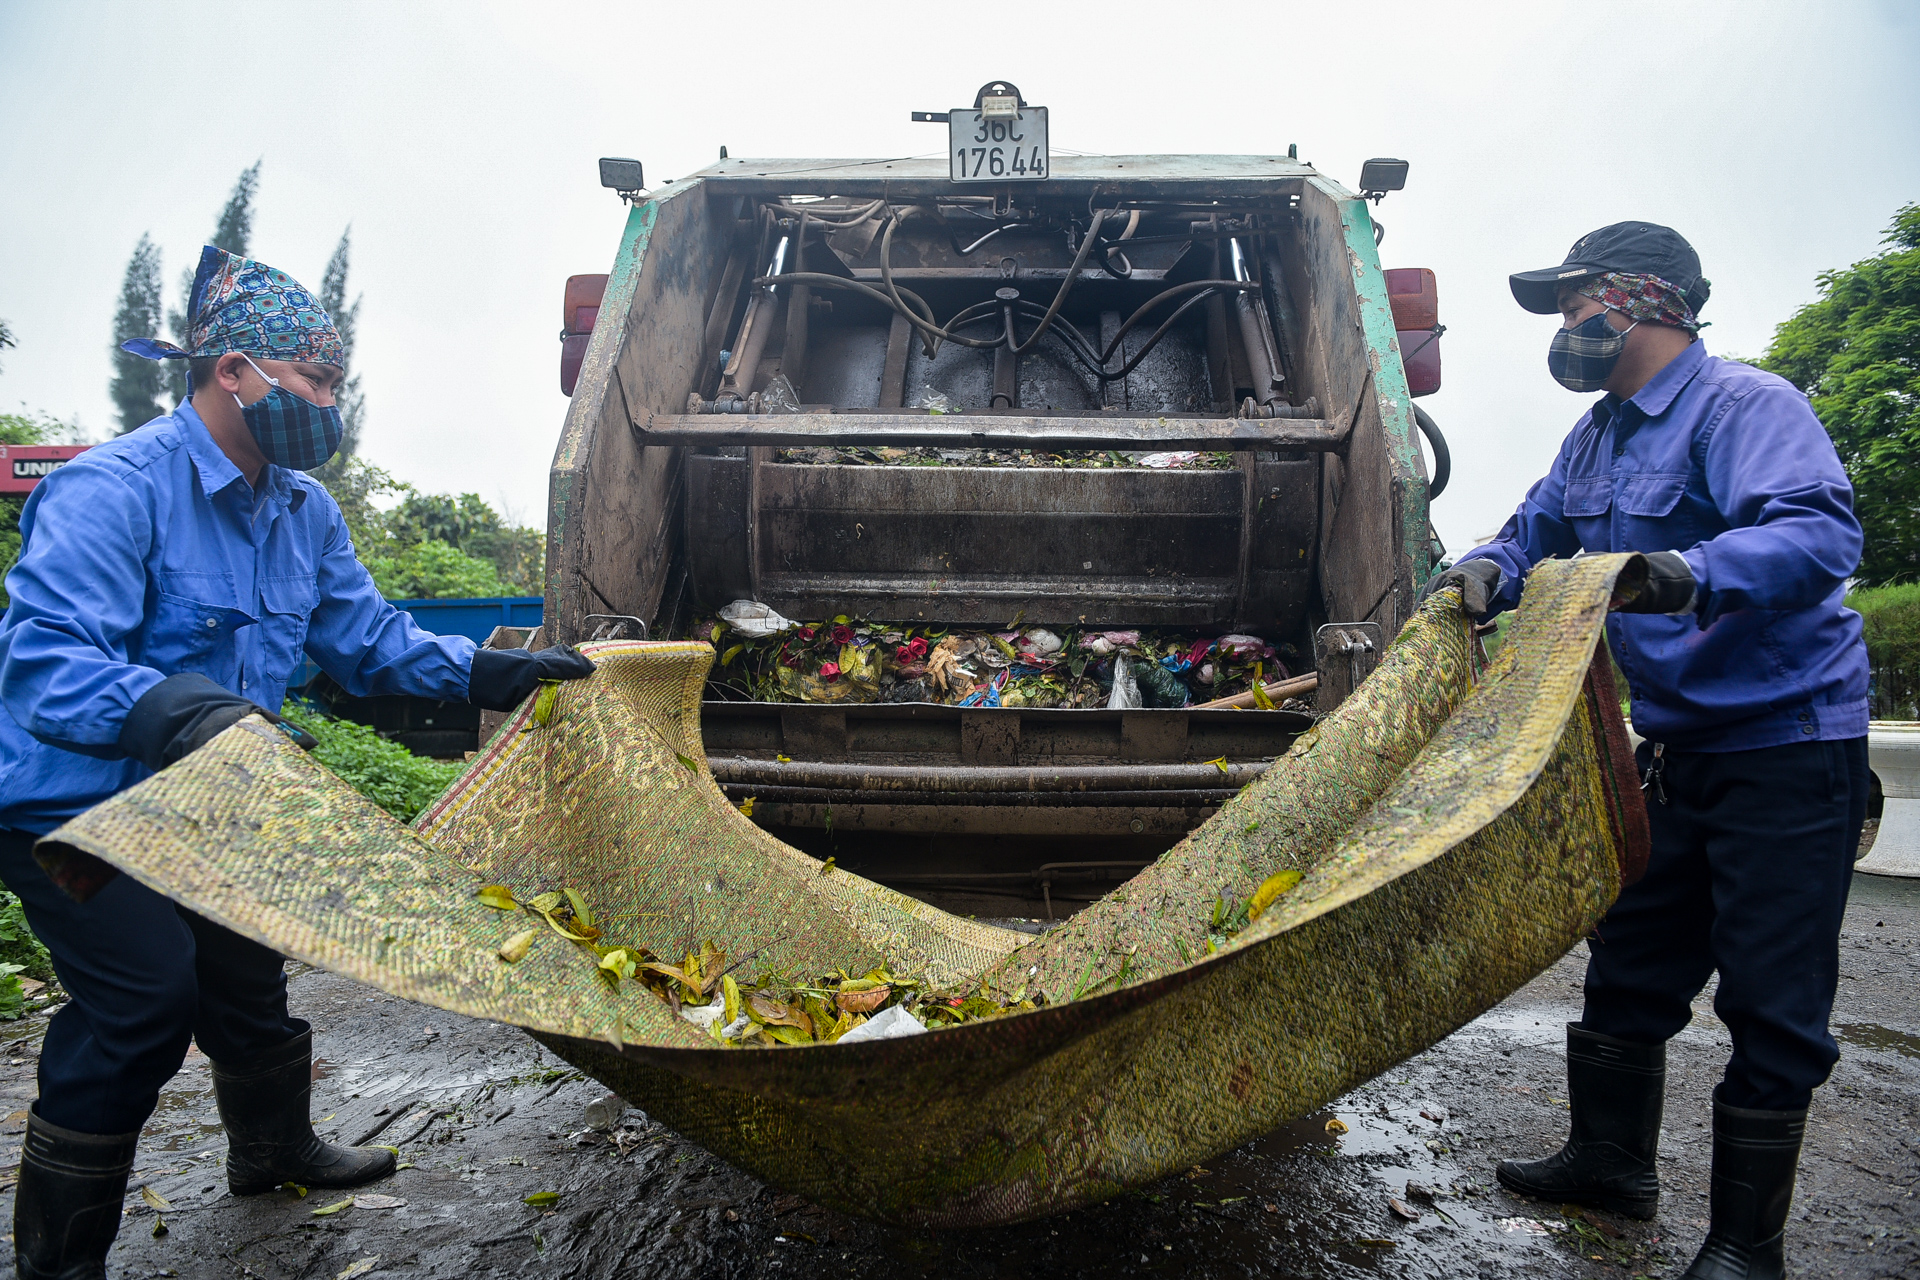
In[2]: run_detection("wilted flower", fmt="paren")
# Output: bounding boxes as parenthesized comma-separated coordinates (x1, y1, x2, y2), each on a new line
(820, 661, 841, 682)
(831, 624, 856, 645)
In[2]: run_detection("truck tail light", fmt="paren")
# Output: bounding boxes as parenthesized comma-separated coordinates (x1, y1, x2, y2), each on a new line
(560, 273, 610, 396)
(1385, 267, 1441, 397)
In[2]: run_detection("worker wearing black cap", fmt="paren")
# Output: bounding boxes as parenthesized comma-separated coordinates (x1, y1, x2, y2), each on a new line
(1425, 223, 1870, 1280)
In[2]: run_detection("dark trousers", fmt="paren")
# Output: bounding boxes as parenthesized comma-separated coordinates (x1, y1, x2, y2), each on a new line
(1583, 737, 1868, 1111)
(0, 829, 304, 1135)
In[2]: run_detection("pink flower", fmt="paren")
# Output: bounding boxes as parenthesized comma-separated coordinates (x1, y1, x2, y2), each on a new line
(820, 661, 841, 682)
(906, 636, 929, 660)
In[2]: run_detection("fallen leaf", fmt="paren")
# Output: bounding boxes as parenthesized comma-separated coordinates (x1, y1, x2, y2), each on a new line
(352, 1194, 407, 1210)
(141, 1185, 172, 1212)
(395, 1162, 416, 1170)
(1324, 1118, 1349, 1135)
(1205, 756, 1229, 773)
(336, 1257, 381, 1280)
(776, 754, 792, 763)
(151, 1217, 167, 1237)
(1420, 1108, 1445, 1123)
(497, 929, 537, 963)
(563, 888, 594, 928)
(532, 681, 560, 726)
(1388, 1197, 1420, 1221)
(312, 1197, 354, 1216)
(523, 1190, 561, 1208)
(1247, 868, 1304, 920)
(819, 856, 836, 875)
(283, 1182, 309, 1197)
(736, 796, 755, 818)
(835, 984, 890, 1014)
(475, 884, 519, 912)
(1404, 1181, 1435, 1204)
(1355, 1238, 1396, 1248)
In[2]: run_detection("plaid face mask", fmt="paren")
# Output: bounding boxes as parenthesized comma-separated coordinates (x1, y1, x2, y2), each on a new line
(1547, 308, 1638, 392)
(233, 355, 344, 471)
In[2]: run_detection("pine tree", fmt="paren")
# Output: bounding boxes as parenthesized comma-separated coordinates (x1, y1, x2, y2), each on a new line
(315, 227, 366, 470)
(109, 234, 167, 434)
(166, 160, 261, 404)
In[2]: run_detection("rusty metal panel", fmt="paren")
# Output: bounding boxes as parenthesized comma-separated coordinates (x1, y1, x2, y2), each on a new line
(639, 413, 1346, 451)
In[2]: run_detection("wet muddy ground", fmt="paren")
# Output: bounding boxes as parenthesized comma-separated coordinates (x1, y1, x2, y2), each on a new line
(0, 872, 1912, 1279)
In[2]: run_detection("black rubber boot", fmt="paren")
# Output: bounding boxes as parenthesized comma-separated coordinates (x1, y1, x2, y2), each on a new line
(210, 1030, 395, 1195)
(1680, 1088, 1806, 1280)
(13, 1107, 138, 1280)
(1496, 1022, 1665, 1219)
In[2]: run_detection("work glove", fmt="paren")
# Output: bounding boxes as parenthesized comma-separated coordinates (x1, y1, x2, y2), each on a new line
(118, 672, 319, 773)
(1417, 558, 1504, 618)
(1611, 550, 1697, 615)
(467, 644, 597, 712)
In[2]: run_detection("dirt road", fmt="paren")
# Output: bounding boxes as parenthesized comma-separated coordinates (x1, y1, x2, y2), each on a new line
(1, 872, 1912, 1279)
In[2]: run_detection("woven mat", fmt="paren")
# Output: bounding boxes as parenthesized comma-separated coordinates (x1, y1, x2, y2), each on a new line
(40, 553, 1647, 1225)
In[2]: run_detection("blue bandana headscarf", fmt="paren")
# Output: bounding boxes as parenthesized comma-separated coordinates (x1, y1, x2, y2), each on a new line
(120, 245, 344, 367)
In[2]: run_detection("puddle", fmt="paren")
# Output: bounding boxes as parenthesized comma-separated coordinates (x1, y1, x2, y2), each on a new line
(1836, 1021, 1920, 1060)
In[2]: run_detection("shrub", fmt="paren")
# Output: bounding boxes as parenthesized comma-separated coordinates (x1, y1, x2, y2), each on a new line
(1850, 581, 1920, 720)
(278, 700, 463, 823)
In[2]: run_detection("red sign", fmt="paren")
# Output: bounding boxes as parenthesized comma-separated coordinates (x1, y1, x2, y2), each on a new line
(0, 446, 90, 495)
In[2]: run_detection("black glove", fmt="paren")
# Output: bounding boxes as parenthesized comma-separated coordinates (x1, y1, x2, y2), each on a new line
(1417, 558, 1504, 617)
(1612, 550, 1697, 615)
(467, 644, 597, 712)
(118, 672, 318, 773)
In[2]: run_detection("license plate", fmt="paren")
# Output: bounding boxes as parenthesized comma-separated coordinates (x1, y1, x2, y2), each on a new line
(948, 107, 1049, 183)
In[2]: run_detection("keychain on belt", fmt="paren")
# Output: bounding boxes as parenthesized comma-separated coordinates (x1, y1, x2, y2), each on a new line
(1640, 741, 1668, 805)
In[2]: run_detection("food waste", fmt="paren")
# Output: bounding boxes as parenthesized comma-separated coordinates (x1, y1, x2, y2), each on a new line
(690, 604, 1306, 710)
(476, 882, 1042, 1047)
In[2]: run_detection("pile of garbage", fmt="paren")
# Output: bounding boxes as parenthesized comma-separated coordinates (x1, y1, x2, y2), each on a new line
(695, 601, 1303, 709)
(478, 881, 1041, 1047)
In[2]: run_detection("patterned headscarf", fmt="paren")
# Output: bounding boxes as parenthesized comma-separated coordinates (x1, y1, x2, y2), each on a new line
(1573, 271, 1703, 332)
(120, 246, 344, 367)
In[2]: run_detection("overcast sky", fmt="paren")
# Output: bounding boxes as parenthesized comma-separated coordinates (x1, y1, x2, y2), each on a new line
(2, 1, 1915, 557)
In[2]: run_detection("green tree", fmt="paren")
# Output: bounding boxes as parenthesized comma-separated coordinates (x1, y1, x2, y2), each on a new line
(110, 234, 167, 433)
(388, 491, 543, 593)
(166, 160, 261, 405)
(1759, 202, 1920, 586)
(364, 538, 510, 600)
(0, 317, 14, 371)
(312, 227, 366, 473)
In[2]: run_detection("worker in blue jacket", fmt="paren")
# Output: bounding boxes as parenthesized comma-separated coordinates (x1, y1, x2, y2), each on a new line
(1425, 223, 1869, 1280)
(0, 246, 594, 1280)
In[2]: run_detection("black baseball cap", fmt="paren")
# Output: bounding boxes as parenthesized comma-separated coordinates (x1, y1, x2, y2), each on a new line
(1510, 222, 1710, 316)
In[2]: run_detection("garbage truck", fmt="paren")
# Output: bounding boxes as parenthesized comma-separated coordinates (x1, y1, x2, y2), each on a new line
(507, 84, 1451, 917)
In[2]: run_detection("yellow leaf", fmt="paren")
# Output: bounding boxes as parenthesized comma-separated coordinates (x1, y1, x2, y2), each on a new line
(736, 796, 755, 818)
(1250, 662, 1276, 711)
(152, 1217, 167, 1238)
(819, 856, 836, 876)
(721, 643, 744, 666)
(722, 974, 742, 1025)
(532, 681, 560, 726)
(563, 888, 594, 928)
(528, 891, 563, 913)
(524, 1190, 561, 1208)
(767, 1024, 813, 1046)
(1325, 1118, 1349, 1135)
(336, 1257, 382, 1280)
(776, 754, 792, 763)
(497, 928, 537, 963)
(1247, 869, 1304, 921)
(709, 622, 724, 645)
(312, 1197, 354, 1216)
(1205, 756, 1229, 773)
(283, 1182, 309, 1197)
(476, 884, 519, 912)
(538, 910, 595, 942)
(141, 1185, 172, 1212)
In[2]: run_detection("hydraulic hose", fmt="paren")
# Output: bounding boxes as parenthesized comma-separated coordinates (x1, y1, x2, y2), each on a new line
(1413, 404, 1450, 500)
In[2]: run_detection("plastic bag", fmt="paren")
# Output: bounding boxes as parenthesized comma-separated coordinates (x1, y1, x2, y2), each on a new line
(759, 374, 802, 414)
(1138, 451, 1201, 469)
(717, 600, 796, 639)
(912, 388, 955, 414)
(1106, 655, 1143, 710)
(680, 995, 727, 1029)
(836, 1004, 928, 1044)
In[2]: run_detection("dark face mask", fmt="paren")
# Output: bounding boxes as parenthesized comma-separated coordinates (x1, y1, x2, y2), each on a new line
(1547, 308, 1638, 392)
(233, 355, 344, 471)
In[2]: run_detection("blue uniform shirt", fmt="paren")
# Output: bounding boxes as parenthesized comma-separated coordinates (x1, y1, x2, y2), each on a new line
(0, 404, 476, 833)
(1458, 340, 1867, 752)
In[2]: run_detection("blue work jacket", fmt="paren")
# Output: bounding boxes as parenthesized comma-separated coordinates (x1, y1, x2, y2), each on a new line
(0, 404, 476, 833)
(1458, 341, 1867, 752)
